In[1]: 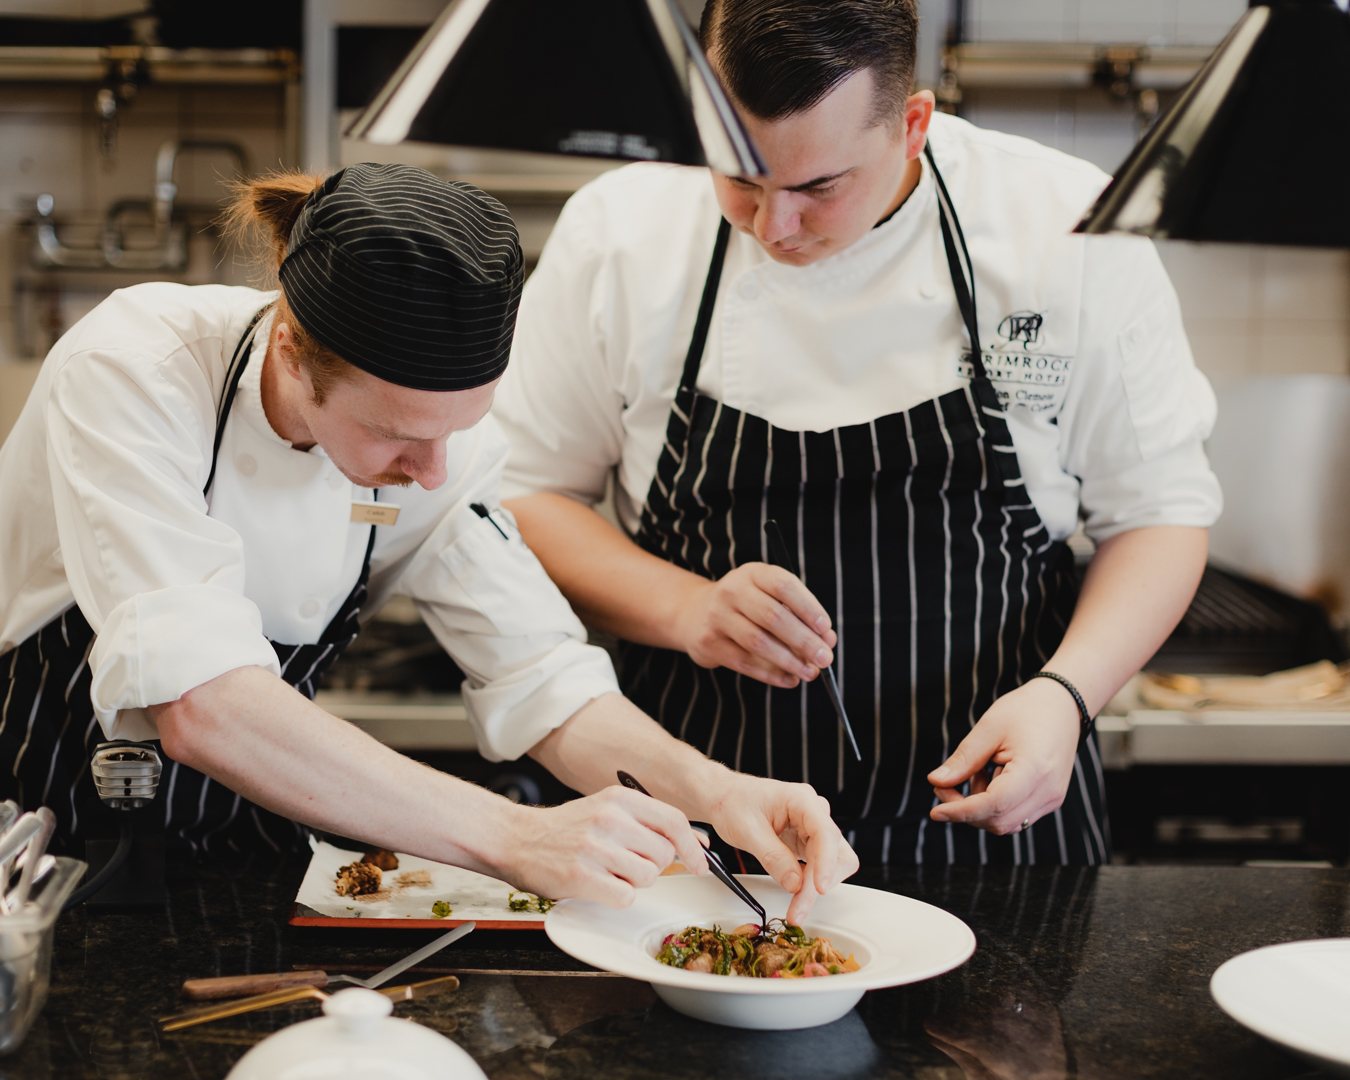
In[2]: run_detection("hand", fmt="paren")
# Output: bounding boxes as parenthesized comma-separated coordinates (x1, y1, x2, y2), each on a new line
(702, 775, 859, 924)
(500, 786, 709, 908)
(675, 563, 838, 688)
(926, 679, 1081, 834)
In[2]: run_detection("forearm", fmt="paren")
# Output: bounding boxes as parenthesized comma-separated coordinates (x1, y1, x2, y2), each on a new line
(150, 666, 525, 878)
(505, 492, 704, 649)
(528, 691, 735, 823)
(1043, 525, 1207, 714)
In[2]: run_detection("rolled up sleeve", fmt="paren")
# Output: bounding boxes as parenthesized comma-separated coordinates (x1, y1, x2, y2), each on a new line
(397, 420, 620, 761)
(1063, 235, 1223, 543)
(46, 348, 279, 738)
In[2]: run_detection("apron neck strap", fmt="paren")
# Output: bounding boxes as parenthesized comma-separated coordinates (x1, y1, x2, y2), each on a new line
(679, 218, 733, 393)
(924, 141, 986, 380)
(204, 304, 272, 498)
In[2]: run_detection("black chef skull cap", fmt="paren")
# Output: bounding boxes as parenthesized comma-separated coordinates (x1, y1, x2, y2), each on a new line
(278, 162, 523, 392)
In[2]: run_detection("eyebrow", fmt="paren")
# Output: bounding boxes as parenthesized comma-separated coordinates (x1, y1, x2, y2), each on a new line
(737, 168, 856, 192)
(368, 423, 430, 441)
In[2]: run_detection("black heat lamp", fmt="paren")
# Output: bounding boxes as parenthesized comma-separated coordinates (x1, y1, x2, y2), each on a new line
(65, 741, 165, 911)
(346, 0, 766, 176)
(1076, 0, 1350, 248)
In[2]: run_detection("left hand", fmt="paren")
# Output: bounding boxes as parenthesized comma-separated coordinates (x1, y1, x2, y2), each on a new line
(701, 776, 859, 925)
(926, 678, 1082, 834)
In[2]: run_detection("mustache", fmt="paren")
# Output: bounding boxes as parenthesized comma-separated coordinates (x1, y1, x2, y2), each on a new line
(370, 471, 413, 487)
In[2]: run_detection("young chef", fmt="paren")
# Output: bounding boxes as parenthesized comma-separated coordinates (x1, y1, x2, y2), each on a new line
(494, 0, 1221, 864)
(0, 163, 854, 918)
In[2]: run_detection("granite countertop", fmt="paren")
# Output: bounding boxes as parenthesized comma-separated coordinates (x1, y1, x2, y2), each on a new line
(4, 858, 1347, 1079)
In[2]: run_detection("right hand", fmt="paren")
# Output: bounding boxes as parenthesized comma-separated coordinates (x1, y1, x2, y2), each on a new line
(500, 786, 709, 908)
(675, 563, 837, 688)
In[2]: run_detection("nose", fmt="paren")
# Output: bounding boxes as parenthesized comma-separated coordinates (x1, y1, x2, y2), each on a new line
(755, 192, 800, 246)
(402, 440, 448, 491)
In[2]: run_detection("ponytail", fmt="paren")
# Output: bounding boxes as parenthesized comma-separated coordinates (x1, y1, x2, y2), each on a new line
(221, 170, 327, 280)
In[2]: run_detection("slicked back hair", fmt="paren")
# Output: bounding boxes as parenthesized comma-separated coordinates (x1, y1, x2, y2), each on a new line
(699, 0, 919, 130)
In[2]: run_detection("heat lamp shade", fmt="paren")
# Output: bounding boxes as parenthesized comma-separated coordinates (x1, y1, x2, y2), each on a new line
(346, 0, 765, 176)
(1076, 0, 1350, 248)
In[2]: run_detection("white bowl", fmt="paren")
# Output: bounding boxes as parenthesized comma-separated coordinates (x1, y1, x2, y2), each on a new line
(545, 874, 976, 1030)
(1211, 939, 1350, 1077)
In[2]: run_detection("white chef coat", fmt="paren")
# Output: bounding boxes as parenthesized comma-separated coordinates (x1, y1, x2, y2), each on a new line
(494, 112, 1222, 543)
(0, 282, 617, 761)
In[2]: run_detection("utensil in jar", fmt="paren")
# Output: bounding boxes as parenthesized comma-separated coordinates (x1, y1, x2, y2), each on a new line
(0, 814, 46, 917)
(180, 920, 476, 1001)
(763, 520, 862, 762)
(615, 772, 768, 931)
(160, 974, 461, 1032)
(7, 809, 55, 914)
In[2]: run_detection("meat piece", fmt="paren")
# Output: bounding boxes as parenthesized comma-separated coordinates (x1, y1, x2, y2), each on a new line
(684, 952, 714, 973)
(335, 861, 382, 897)
(360, 848, 399, 871)
(754, 942, 795, 977)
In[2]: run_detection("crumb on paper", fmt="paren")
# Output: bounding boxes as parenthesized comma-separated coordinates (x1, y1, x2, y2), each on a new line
(394, 870, 432, 888)
(361, 849, 399, 871)
(336, 862, 381, 897)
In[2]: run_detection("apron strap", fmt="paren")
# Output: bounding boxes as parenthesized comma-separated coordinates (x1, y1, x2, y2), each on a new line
(924, 141, 987, 381)
(204, 304, 273, 497)
(679, 218, 733, 393)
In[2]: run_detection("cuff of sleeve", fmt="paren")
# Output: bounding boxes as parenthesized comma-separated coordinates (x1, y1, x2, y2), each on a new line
(89, 584, 281, 736)
(1082, 442, 1223, 543)
(462, 639, 619, 762)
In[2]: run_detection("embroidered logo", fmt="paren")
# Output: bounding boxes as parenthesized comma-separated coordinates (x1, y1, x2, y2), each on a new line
(998, 311, 1044, 349)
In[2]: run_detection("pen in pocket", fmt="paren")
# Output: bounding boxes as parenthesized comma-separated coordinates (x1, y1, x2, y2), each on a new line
(470, 502, 510, 540)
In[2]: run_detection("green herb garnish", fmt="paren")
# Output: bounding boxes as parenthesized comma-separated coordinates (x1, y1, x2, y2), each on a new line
(430, 900, 453, 918)
(507, 891, 555, 913)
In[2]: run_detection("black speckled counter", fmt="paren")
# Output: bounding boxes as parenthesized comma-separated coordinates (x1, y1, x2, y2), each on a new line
(3, 858, 1346, 1078)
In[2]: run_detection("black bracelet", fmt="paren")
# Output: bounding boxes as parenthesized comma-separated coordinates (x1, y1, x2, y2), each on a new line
(1029, 671, 1094, 730)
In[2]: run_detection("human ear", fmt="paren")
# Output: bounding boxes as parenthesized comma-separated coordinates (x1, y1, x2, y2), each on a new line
(903, 90, 936, 161)
(273, 322, 306, 384)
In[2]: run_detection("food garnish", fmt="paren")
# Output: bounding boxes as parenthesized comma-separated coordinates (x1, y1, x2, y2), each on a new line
(431, 900, 453, 918)
(655, 919, 860, 978)
(508, 891, 555, 914)
(335, 862, 381, 897)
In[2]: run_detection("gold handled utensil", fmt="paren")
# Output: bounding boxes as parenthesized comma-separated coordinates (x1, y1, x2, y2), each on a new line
(159, 974, 460, 1032)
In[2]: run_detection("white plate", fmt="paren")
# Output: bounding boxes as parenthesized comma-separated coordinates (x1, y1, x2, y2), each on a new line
(545, 873, 976, 1030)
(1211, 939, 1350, 1077)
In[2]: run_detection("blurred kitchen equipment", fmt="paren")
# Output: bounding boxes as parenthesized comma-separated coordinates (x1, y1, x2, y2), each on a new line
(181, 921, 476, 1000)
(616, 772, 767, 930)
(1077, 0, 1350, 246)
(64, 740, 163, 911)
(0, 856, 86, 1054)
(162, 974, 461, 1032)
(30, 138, 248, 271)
(347, 0, 765, 176)
(223, 987, 487, 1080)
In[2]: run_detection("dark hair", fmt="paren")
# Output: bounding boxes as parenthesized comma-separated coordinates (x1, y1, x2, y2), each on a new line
(699, 0, 919, 128)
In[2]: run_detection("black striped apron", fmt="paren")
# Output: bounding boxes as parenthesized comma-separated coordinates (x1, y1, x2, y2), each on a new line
(0, 308, 376, 855)
(619, 148, 1110, 866)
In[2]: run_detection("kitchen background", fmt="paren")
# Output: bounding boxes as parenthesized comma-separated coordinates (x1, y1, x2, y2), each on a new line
(2, 0, 1348, 863)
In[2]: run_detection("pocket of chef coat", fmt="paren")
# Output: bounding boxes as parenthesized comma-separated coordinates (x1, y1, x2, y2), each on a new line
(1119, 298, 1204, 461)
(438, 516, 587, 640)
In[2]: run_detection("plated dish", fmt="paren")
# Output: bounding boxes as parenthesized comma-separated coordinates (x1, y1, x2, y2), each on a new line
(546, 873, 976, 1030)
(1211, 939, 1350, 1077)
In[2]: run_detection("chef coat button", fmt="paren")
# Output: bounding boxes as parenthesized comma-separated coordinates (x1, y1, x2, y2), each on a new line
(299, 598, 320, 619)
(236, 453, 257, 477)
(920, 282, 939, 299)
(327, 472, 346, 490)
(739, 280, 760, 301)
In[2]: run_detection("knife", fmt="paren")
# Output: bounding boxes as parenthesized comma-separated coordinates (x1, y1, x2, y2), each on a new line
(763, 520, 862, 761)
(160, 974, 460, 1032)
(181, 921, 475, 1000)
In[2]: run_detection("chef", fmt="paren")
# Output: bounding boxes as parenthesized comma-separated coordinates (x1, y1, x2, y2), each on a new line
(0, 162, 854, 918)
(494, 0, 1221, 864)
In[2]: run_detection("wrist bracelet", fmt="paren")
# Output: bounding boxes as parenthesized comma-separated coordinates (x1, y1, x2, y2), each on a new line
(1029, 671, 1094, 730)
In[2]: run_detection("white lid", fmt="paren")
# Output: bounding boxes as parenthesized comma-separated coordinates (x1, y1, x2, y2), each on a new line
(225, 988, 485, 1080)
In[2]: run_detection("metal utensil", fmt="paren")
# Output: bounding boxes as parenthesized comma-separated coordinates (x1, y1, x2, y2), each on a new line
(0, 814, 46, 917)
(161, 974, 460, 1032)
(7, 809, 55, 914)
(180, 920, 476, 1001)
(616, 772, 767, 931)
(763, 520, 862, 761)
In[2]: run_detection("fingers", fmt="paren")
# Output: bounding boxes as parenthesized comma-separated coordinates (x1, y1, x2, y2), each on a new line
(927, 724, 1001, 789)
(784, 870, 820, 926)
(611, 788, 708, 876)
(929, 765, 1042, 834)
(750, 565, 837, 652)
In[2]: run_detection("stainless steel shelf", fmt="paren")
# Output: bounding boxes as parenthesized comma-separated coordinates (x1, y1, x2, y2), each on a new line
(0, 45, 298, 84)
(942, 42, 1210, 92)
(314, 690, 477, 752)
(1097, 712, 1350, 769)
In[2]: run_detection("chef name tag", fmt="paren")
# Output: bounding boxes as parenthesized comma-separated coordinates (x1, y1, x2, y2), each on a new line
(351, 500, 400, 526)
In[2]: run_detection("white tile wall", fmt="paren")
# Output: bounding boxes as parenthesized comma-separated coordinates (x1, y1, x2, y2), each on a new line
(963, 0, 1247, 45)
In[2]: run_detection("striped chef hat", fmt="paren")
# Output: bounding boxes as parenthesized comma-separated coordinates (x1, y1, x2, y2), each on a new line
(278, 162, 523, 391)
